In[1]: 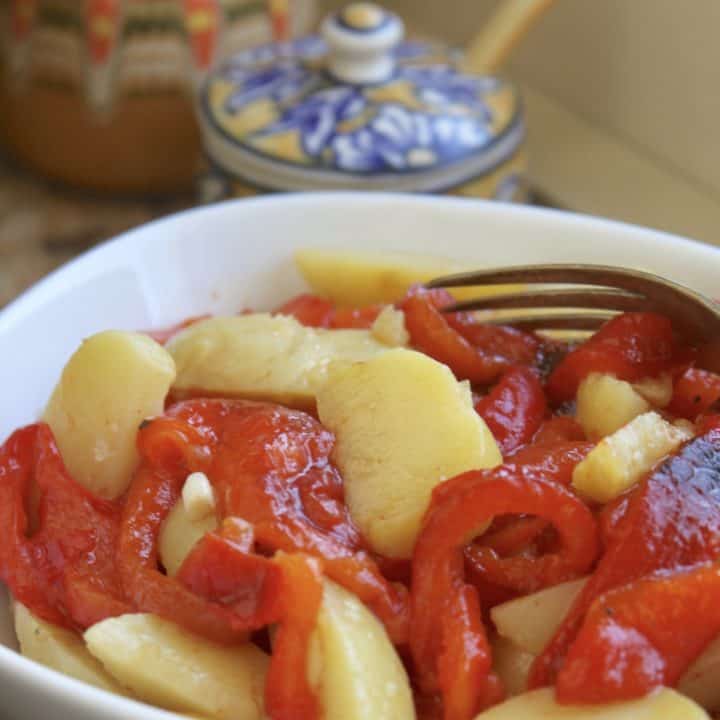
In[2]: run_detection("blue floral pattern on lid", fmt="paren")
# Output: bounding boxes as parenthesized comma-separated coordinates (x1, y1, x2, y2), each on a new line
(202, 19, 521, 176)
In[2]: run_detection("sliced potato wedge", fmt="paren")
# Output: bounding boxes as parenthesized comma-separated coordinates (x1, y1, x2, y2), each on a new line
(472, 687, 709, 719)
(490, 634, 534, 697)
(14, 603, 128, 695)
(159, 497, 219, 577)
(313, 581, 415, 720)
(295, 248, 523, 305)
(317, 348, 501, 558)
(43, 331, 176, 499)
(84, 614, 267, 720)
(167, 314, 389, 409)
(576, 373, 650, 440)
(572, 411, 693, 503)
(491, 578, 588, 655)
(632, 373, 673, 408)
(370, 306, 409, 347)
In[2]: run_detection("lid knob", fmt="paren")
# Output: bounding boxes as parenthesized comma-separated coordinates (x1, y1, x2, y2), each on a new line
(321, 3, 404, 84)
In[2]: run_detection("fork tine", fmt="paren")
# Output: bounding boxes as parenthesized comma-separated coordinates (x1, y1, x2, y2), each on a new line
(483, 310, 616, 331)
(425, 264, 661, 290)
(443, 288, 647, 314)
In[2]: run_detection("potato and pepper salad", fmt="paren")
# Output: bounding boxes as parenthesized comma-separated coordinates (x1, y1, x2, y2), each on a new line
(3, 248, 720, 720)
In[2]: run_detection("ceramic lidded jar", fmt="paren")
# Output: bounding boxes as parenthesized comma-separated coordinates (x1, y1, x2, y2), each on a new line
(198, 2, 526, 201)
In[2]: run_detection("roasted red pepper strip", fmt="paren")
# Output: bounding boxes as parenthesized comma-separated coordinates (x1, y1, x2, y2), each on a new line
(265, 553, 324, 720)
(471, 516, 549, 558)
(667, 367, 720, 419)
(546, 312, 682, 405)
(177, 525, 322, 720)
(177, 519, 284, 626)
(411, 458, 599, 720)
(275, 293, 383, 330)
(330, 305, 384, 329)
(557, 562, 720, 703)
(474, 367, 547, 456)
(275, 294, 335, 328)
(531, 416, 586, 445)
(530, 427, 720, 689)
(0, 424, 129, 630)
(400, 286, 540, 385)
(120, 399, 407, 644)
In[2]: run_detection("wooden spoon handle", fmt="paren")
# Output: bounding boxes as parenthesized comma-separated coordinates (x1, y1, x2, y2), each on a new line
(464, 0, 556, 75)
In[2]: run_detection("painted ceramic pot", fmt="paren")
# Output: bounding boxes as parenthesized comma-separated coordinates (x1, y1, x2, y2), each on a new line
(0, 0, 316, 194)
(198, 2, 526, 201)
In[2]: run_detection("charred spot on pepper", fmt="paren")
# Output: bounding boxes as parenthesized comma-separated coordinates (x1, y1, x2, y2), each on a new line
(138, 418, 153, 431)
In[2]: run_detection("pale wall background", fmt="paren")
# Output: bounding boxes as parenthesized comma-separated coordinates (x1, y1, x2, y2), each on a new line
(320, 0, 720, 244)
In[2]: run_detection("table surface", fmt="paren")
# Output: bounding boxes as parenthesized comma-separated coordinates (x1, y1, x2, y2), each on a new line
(0, 156, 192, 308)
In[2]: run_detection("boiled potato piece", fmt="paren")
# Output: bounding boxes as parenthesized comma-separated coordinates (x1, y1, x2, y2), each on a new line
(491, 635, 534, 697)
(632, 373, 673, 408)
(572, 411, 693, 503)
(84, 614, 267, 720)
(473, 687, 709, 719)
(312, 581, 415, 720)
(370, 306, 409, 347)
(576, 373, 650, 440)
(43, 331, 176, 499)
(159, 496, 219, 576)
(168, 314, 389, 409)
(679, 634, 720, 711)
(14, 603, 128, 695)
(295, 248, 522, 305)
(491, 578, 588, 655)
(317, 349, 501, 558)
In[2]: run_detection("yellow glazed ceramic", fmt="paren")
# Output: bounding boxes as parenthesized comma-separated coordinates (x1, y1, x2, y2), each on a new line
(198, 2, 526, 200)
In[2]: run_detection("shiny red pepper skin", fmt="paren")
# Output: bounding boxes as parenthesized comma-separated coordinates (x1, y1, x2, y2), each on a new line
(275, 293, 382, 329)
(119, 399, 407, 645)
(177, 523, 322, 720)
(0, 424, 129, 630)
(557, 562, 720, 703)
(667, 368, 720, 419)
(411, 451, 599, 720)
(546, 312, 682, 405)
(474, 367, 547, 456)
(400, 286, 540, 385)
(265, 553, 324, 720)
(275, 294, 335, 328)
(531, 416, 586, 445)
(530, 428, 720, 690)
(462, 443, 594, 594)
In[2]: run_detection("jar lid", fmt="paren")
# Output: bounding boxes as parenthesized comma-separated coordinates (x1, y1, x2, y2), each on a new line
(199, 2, 523, 192)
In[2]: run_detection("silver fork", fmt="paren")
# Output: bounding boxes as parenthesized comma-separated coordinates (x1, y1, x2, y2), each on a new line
(425, 264, 720, 343)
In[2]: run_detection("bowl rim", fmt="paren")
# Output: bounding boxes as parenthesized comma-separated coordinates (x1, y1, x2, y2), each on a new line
(1, 191, 718, 718)
(1, 191, 716, 332)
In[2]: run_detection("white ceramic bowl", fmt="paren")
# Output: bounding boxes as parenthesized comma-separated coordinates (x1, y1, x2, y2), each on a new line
(0, 192, 718, 720)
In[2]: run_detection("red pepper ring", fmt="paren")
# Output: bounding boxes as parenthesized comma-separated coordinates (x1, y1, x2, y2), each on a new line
(410, 467, 599, 720)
